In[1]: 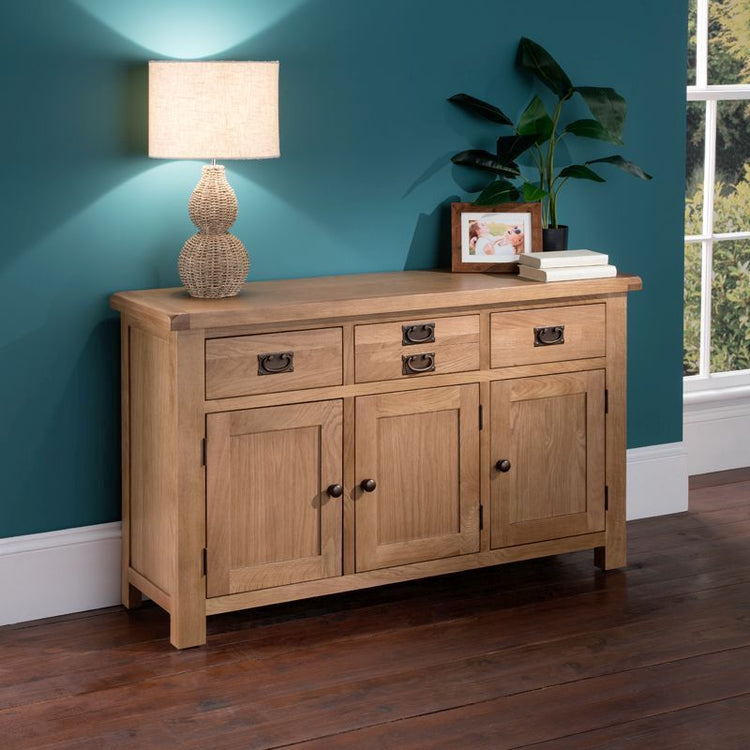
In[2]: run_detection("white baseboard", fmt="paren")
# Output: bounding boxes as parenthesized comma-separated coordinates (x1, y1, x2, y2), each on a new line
(0, 442, 687, 626)
(0, 522, 122, 626)
(684, 389, 750, 475)
(626, 442, 688, 520)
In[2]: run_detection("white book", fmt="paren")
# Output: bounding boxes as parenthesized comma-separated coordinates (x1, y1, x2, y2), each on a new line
(518, 264, 618, 282)
(518, 249, 609, 268)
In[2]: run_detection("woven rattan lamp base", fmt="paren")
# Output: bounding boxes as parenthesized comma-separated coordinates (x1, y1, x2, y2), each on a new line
(179, 233, 249, 299)
(178, 165, 249, 298)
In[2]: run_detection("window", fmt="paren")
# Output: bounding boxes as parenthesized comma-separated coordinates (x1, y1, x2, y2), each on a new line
(685, 0, 750, 388)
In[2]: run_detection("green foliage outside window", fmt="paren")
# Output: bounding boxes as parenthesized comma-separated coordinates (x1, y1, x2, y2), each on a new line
(684, 0, 750, 375)
(685, 172, 750, 374)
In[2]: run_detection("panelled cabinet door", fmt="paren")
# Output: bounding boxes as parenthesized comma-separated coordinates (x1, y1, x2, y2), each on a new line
(355, 384, 480, 572)
(490, 371, 605, 548)
(206, 400, 343, 597)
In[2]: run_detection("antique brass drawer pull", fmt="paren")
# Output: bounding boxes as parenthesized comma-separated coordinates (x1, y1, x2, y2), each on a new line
(257, 351, 294, 375)
(402, 352, 436, 375)
(402, 322, 436, 346)
(534, 325, 565, 347)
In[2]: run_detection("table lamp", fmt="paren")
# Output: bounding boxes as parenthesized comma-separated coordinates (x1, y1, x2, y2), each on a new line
(149, 61, 280, 298)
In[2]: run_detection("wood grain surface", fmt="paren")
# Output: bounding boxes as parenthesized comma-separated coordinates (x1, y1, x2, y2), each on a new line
(205, 327, 343, 399)
(128, 327, 176, 597)
(354, 385, 480, 572)
(354, 314, 480, 383)
(206, 401, 343, 596)
(490, 302, 606, 368)
(110, 270, 642, 333)
(490, 371, 605, 548)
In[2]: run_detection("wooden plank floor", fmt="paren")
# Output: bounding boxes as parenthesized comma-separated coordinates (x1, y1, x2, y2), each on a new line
(1, 477, 749, 749)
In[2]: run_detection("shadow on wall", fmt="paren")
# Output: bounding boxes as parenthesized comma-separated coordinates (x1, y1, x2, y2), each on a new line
(0, 4, 146, 269)
(124, 66, 148, 157)
(404, 197, 459, 271)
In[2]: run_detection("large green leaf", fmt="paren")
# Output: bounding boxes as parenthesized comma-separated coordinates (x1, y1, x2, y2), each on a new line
(517, 37, 573, 100)
(559, 164, 606, 182)
(586, 155, 652, 180)
(474, 180, 520, 205)
(516, 96, 554, 144)
(522, 182, 548, 201)
(451, 150, 521, 177)
(564, 119, 623, 145)
(496, 134, 538, 163)
(574, 87, 626, 141)
(448, 93, 513, 125)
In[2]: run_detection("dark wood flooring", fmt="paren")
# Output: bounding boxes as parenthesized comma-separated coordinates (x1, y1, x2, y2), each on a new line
(2, 474, 749, 749)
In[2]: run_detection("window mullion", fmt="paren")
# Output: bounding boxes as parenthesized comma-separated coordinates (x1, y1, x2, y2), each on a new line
(688, 84, 750, 100)
(699, 97, 718, 376)
(703, 99, 717, 237)
(696, 0, 708, 87)
(699, 239, 713, 376)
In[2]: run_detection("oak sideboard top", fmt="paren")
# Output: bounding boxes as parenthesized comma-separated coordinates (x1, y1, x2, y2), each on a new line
(110, 269, 642, 333)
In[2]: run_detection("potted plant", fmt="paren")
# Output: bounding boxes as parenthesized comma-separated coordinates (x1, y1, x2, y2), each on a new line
(448, 37, 651, 250)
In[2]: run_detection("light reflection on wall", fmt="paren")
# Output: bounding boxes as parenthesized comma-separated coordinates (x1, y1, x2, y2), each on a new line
(72, 0, 305, 58)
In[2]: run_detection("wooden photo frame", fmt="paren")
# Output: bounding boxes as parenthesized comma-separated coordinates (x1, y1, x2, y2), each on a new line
(451, 202, 543, 273)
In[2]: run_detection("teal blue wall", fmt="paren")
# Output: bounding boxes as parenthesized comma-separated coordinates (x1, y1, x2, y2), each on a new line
(0, 0, 687, 537)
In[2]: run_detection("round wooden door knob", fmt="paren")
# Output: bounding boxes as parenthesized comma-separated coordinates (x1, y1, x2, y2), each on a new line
(495, 459, 512, 473)
(360, 478, 377, 492)
(327, 484, 344, 498)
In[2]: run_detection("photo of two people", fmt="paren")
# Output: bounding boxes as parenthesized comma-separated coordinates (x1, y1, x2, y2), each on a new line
(467, 218, 526, 258)
(460, 211, 533, 263)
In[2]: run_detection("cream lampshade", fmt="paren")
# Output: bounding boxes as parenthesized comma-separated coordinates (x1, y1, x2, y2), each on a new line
(149, 61, 280, 298)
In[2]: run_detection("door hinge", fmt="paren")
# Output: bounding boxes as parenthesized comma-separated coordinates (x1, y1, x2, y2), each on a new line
(479, 404, 484, 431)
(201, 438, 207, 466)
(479, 504, 484, 530)
(605, 389, 609, 414)
(202, 548, 208, 576)
(604, 485, 609, 511)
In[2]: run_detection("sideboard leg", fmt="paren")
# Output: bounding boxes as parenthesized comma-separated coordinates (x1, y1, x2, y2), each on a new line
(594, 544, 626, 571)
(172, 330, 208, 650)
(598, 295, 628, 573)
(170, 603, 206, 649)
(123, 582, 142, 610)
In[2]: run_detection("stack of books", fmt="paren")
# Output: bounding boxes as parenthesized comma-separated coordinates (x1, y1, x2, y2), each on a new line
(518, 250, 616, 282)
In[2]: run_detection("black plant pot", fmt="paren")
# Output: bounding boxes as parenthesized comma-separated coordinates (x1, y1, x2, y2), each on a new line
(542, 225, 569, 252)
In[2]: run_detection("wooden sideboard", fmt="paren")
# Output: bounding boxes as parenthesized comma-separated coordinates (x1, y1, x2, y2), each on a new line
(111, 269, 641, 648)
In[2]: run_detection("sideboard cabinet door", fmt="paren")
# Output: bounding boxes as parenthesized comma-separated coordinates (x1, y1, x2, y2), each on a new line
(206, 400, 343, 596)
(355, 384, 480, 572)
(490, 371, 605, 548)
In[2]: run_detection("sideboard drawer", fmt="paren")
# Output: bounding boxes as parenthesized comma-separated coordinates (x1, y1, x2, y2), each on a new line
(491, 304, 605, 368)
(206, 328, 343, 399)
(354, 315, 480, 383)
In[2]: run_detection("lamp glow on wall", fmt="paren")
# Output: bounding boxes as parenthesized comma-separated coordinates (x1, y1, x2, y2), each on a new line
(149, 61, 280, 298)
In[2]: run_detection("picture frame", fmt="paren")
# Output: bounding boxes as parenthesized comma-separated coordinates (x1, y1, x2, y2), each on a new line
(450, 202, 543, 273)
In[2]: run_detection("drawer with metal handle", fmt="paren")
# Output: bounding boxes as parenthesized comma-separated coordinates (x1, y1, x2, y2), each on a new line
(205, 327, 343, 398)
(354, 315, 479, 383)
(491, 304, 605, 368)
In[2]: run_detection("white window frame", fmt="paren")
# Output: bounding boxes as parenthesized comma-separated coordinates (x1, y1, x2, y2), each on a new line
(685, 0, 750, 400)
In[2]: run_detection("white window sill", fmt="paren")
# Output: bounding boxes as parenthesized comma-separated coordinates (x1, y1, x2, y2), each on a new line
(685, 386, 750, 410)
(684, 371, 750, 407)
